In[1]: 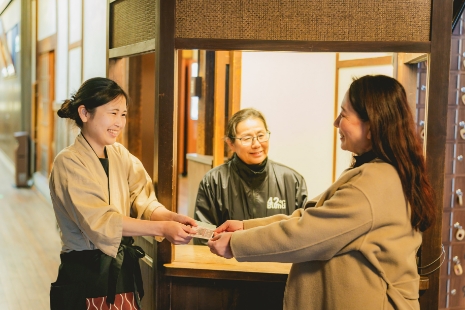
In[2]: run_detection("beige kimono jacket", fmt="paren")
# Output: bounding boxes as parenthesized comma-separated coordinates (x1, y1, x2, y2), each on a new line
(49, 134, 163, 257)
(231, 159, 421, 310)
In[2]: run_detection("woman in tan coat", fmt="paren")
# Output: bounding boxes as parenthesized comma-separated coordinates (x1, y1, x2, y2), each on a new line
(49, 77, 196, 309)
(208, 75, 436, 310)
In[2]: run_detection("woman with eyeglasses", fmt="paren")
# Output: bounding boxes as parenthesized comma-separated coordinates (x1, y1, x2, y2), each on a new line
(193, 108, 308, 244)
(208, 75, 436, 310)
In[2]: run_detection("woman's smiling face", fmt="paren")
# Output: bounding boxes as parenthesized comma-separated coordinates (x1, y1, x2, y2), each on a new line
(334, 91, 372, 155)
(226, 117, 269, 165)
(79, 95, 127, 157)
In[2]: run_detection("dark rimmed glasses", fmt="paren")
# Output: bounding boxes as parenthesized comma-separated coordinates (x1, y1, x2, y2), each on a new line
(231, 131, 271, 146)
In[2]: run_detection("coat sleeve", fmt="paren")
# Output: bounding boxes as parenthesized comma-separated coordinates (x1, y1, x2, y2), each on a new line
(231, 183, 373, 264)
(126, 152, 164, 220)
(193, 176, 220, 245)
(295, 174, 308, 209)
(50, 153, 123, 257)
(194, 175, 222, 226)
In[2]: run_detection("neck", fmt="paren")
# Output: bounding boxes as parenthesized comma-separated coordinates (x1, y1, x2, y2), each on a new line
(81, 133, 105, 158)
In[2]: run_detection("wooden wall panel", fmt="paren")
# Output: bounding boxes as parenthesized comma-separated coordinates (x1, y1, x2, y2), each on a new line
(176, 0, 431, 42)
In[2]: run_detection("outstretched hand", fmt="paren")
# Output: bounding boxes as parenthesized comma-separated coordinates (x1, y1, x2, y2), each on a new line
(214, 220, 243, 235)
(172, 213, 197, 227)
(162, 221, 196, 245)
(207, 232, 234, 259)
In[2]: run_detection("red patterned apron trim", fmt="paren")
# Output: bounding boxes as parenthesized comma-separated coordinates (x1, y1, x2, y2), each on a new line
(85, 292, 140, 310)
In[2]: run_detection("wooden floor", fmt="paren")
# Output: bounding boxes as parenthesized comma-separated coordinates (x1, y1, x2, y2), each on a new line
(0, 157, 61, 310)
(0, 153, 190, 310)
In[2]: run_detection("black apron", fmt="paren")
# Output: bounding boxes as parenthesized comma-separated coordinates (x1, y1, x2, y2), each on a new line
(50, 237, 145, 310)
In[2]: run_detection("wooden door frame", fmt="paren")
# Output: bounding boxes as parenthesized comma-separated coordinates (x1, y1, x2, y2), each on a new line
(156, 1, 452, 309)
(106, 1, 452, 308)
(35, 35, 56, 177)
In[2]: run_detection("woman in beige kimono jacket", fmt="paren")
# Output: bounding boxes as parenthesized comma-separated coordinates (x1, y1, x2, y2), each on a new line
(49, 77, 196, 310)
(208, 75, 436, 310)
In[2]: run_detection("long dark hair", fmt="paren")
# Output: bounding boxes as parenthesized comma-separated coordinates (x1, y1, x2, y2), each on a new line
(349, 75, 435, 232)
(57, 77, 128, 128)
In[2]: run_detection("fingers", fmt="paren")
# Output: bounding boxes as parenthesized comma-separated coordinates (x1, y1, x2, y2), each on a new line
(210, 234, 222, 242)
(206, 233, 234, 259)
(207, 238, 220, 256)
(214, 222, 229, 233)
(185, 217, 197, 227)
(164, 222, 195, 245)
(180, 215, 197, 227)
(172, 213, 197, 227)
(215, 220, 243, 233)
(182, 224, 197, 235)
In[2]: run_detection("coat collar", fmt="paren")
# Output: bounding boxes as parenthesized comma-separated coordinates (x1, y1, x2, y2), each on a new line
(73, 133, 110, 202)
(230, 153, 269, 188)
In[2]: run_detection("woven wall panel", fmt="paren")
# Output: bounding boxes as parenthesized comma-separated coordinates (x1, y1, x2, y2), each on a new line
(110, 0, 156, 49)
(176, 0, 431, 41)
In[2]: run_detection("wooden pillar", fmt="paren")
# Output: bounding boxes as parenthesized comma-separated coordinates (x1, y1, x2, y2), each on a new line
(419, 0, 453, 308)
(395, 53, 425, 114)
(197, 51, 215, 155)
(212, 51, 229, 167)
(154, 0, 176, 309)
(228, 51, 242, 117)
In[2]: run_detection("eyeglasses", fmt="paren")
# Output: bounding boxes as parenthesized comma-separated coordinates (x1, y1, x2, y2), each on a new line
(231, 131, 271, 146)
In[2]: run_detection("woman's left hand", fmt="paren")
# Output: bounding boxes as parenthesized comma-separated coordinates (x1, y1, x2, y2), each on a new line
(207, 232, 234, 259)
(172, 213, 197, 227)
(151, 207, 197, 227)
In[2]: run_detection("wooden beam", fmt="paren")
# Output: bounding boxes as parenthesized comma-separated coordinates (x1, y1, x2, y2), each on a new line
(395, 53, 419, 114)
(401, 53, 428, 64)
(68, 40, 82, 51)
(227, 51, 242, 158)
(155, 0, 176, 309)
(336, 56, 392, 68)
(176, 39, 431, 53)
(196, 50, 207, 155)
(108, 39, 156, 58)
(228, 51, 242, 116)
(419, 0, 453, 309)
(212, 51, 228, 167)
(37, 34, 57, 54)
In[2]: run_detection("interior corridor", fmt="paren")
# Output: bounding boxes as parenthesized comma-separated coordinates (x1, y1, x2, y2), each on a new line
(0, 156, 61, 310)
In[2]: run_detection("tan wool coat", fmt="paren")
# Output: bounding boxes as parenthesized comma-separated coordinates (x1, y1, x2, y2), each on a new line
(231, 159, 421, 310)
(49, 134, 163, 257)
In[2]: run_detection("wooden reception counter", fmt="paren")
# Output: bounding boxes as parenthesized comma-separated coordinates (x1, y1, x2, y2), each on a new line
(163, 245, 291, 309)
(165, 244, 291, 280)
(161, 245, 429, 310)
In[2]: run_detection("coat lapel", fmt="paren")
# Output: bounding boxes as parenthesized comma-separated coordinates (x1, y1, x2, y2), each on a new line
(74, 134, 110, 204)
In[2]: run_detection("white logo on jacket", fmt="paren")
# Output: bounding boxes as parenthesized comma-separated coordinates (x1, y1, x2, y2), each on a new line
(267, 197, 286, 209)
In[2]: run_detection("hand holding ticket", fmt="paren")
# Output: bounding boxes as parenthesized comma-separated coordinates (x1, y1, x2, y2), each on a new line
(191, 220, 216, 239)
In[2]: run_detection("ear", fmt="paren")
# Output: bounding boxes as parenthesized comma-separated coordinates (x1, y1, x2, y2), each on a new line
(225, 137, 236, 153)
(78, 105, 89, 123)
(366, 124, 371, 140)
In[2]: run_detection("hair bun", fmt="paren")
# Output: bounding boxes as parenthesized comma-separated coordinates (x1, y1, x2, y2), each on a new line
(57, 99, 74, 118)
(57, 108, 67, 118)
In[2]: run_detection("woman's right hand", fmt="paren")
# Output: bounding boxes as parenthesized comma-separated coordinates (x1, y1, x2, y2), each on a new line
(214, 220, 244, 234)
(162, 221, 196, 245)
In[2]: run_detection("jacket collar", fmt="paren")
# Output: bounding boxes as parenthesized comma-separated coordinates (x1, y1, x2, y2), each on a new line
(231, 153, 268, 188)
(353, 150, 377, 168)
(73, 133, 110, 202)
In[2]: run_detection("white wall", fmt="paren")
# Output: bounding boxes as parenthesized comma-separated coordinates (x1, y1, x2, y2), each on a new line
(37, 0, 56, 41)
(334, 57, 394, 178)
(1, 0, 19, 31)
(69, 0, 82, 44)
(241, 52, 336, 197)
(82, 0, 106, 79)
(55, 0, 68, 102)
